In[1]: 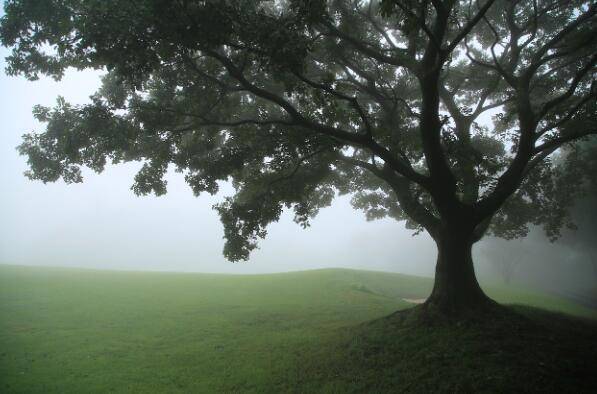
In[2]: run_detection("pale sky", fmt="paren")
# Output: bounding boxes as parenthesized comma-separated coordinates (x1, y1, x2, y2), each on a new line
(2, 46, 595, 301)
(0, 45, 440, 275)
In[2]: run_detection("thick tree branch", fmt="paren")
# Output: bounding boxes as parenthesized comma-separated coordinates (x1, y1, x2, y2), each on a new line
(335, 153, 440, 236)
(444, 0, 497, 55)
(268, 147, 332, 188)
(538, 55, 597, 118)
(201, 50, 367, 143)
(472, 75, 502, 117)
(323, 23, 418, 72)
(473, 3, 596, 221)
(474, 88, 537, 219)
(137, 104, 294, 129)
(361, 3, 397, 50)
(537, 93, 596, 137)
(201, 49, 430, 187)
(393, 0, 442, 51)
(291, 70, 374, 137)
(521, 146, 558, 179)
(463, 38, 517, 87)
(415, 0, 464, 210)
(534, 129, 597, 155)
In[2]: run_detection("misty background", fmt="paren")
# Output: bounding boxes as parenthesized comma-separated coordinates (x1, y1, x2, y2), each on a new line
(0, 45, 594, 304)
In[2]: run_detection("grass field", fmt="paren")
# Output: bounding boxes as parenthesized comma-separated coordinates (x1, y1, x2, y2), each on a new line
(1, 264, 596, 393)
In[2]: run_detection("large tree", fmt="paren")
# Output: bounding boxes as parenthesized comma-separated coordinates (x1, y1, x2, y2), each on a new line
(1, 0, 596, 314)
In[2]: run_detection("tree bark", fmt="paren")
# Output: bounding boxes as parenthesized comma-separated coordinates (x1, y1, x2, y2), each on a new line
(425, 224, 494, 314)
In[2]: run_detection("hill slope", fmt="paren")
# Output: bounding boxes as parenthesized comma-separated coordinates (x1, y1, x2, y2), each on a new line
(0, 265, 595, 393)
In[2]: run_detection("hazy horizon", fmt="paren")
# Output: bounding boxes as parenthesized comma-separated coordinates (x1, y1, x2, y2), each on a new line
(0, 44, 441, 277)
(1, 49, 594, 298)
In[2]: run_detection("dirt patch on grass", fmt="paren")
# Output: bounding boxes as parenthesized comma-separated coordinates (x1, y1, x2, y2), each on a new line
(402, 298, 426, 304)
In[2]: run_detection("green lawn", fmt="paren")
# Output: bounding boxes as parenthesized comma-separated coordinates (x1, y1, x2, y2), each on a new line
(1, 265, 595, 393)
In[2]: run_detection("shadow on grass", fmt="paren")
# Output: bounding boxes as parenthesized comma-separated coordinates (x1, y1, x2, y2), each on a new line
(285, 304, 597, 393)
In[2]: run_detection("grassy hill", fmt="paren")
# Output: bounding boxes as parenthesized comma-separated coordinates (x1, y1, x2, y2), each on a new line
(1, 265, 595, 393)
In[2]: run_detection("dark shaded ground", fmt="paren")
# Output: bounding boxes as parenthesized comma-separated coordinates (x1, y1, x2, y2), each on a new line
(288, 305, 597, 393)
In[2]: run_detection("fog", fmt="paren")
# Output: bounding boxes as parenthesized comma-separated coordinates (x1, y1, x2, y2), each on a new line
(0, 46, 438, 276)
(0, 47, 594, 304)
(475, 232, 596, 307)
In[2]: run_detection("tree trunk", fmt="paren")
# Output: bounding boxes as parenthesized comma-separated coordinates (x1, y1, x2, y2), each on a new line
(425, 224, 494, 315)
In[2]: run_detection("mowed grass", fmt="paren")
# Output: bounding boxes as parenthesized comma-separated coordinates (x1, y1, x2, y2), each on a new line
(0, 265, 595, 393)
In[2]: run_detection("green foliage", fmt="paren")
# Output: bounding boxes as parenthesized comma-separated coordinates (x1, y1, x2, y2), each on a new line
(1, 0, 596, 260)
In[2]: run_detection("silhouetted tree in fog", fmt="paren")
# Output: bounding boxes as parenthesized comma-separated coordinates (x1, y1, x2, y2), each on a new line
(2, 0, 596, 314)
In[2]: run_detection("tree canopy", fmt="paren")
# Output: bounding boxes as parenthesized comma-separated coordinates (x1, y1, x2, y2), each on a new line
(2, 0, 596, 311)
